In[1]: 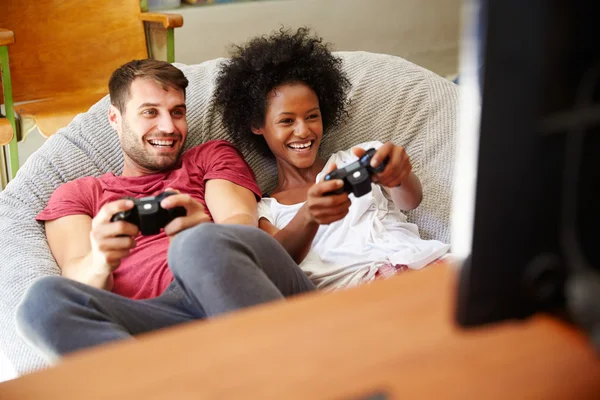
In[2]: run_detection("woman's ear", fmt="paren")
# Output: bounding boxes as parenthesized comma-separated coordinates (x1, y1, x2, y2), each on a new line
(250, 125, 264, 136)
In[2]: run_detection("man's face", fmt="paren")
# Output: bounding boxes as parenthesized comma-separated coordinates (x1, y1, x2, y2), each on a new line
(109, 78, 188, 176)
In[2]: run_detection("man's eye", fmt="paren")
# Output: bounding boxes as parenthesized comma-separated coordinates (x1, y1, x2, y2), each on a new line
(142, 109, 156, 116)
(172, 109, 185, 117)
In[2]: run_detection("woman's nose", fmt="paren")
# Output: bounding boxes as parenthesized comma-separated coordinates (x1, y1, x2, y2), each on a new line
(295, 120, 310, 138)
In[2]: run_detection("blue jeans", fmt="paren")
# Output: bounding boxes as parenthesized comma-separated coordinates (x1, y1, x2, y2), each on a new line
(16, 224, 315, 362)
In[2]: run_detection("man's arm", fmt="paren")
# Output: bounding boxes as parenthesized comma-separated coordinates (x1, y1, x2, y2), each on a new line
(205, 179, 259, 226)
(45, 199, 138, 291)
(46, 215, 112, 289)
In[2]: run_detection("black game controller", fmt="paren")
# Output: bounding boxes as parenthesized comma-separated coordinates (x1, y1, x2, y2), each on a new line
(324, 148, 388, 197)
(110, 191, 187, 235)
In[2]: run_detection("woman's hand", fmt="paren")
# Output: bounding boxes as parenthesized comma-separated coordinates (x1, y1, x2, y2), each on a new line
(302, 163, 352, 225)
(352, 142, 412, 188)
(353, 142, 423, 210)
(160, 189, 211, 237)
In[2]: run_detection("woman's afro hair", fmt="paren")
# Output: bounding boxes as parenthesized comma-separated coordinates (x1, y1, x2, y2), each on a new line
(212, 27, 351, 156)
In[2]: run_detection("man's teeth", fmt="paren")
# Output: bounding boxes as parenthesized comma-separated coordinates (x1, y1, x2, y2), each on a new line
(288, 141, 312, 149)
(149, 140, 174, 147)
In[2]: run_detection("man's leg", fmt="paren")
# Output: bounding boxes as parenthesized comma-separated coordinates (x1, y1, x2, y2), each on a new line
(168, 224, 316, 316)
(15, 277, 197, 362)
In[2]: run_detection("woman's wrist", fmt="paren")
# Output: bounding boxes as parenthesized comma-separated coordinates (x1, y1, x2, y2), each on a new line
(389, 172, 423, 210)
(300, 203, 320, 227)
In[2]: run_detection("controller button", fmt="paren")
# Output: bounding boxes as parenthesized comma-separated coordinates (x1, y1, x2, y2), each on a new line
(143, 204, 152, 210)
(353, 171, 362, 178)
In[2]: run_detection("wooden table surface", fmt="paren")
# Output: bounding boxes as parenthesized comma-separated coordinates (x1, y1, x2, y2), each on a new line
(2, 262, 600, 399)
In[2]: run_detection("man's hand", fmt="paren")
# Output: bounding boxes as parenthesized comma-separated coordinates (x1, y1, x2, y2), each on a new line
(90, 199, 139, 273)
(302, 163, 352, 225)
(160, 189, 211, 237)
(352, 142, 412, 188)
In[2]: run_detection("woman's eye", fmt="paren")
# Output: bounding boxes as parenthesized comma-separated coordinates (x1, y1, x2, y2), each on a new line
(308, 114, 320, 120)
(280, 119, 293, 124)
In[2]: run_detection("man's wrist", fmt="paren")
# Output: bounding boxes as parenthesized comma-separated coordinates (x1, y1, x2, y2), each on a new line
(88, 258, 112, 279)
(87, 264, 113, 289)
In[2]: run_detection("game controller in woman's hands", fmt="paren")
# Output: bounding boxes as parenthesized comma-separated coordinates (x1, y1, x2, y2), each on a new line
(324, 148, 388, 197)
(110, 191, 187, 235)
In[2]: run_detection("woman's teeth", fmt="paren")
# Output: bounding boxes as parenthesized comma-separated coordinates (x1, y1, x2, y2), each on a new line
(288, 141, 312, 150)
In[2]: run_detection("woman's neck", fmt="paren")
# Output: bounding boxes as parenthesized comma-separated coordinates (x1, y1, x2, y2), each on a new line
(273, 157, 327, 195)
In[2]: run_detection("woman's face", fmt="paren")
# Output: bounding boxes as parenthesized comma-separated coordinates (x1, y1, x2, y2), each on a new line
(252, 82, 323, 169)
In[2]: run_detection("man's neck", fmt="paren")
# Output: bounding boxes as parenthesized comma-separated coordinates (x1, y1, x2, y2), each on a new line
(121, 165, 155, 177)
(121, 160, 169, 177)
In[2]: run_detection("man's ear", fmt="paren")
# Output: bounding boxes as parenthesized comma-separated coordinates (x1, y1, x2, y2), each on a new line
(108, 105, 121, 130)
(250, 124, 264, 136)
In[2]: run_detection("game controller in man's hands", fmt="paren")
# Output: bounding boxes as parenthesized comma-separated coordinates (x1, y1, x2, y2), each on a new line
(110, 191, 187, 235)
(324, 148, 388, 197)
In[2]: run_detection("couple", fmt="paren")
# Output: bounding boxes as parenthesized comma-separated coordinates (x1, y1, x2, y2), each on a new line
(17, 28, 449, 362)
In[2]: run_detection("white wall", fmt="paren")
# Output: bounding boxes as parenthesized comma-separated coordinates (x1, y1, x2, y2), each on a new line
(173, 0, 461, 77)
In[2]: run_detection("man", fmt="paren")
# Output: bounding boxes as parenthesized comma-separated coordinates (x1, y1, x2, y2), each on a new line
(16, 59, 315, 363)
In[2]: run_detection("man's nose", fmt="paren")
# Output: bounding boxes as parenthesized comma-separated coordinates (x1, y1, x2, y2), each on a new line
(157, 114, 176, 134)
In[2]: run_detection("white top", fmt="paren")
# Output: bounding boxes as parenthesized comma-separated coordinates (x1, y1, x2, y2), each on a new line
(258, 141, 450, 290)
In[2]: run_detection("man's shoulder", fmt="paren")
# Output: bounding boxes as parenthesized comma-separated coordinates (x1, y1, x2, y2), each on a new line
(183, 140, 237, 156)
(181, 140, 245, 165)
(60, 172, 113, 188)
(39, 173, 112, 221)
(52, 173, 111, 198)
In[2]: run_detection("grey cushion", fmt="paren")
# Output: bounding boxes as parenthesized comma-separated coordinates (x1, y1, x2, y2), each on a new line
(0, 51, 457, 375)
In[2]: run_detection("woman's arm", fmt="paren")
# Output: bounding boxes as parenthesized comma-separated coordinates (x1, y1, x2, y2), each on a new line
(259, 176, 351, 264)
(353, 142, 423, 210)
(259, 205, 319, 264)
(384, 171, 423, 211)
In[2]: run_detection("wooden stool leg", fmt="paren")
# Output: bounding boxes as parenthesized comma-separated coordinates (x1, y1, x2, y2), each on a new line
(0, 45, 19, 179)
(5, 133, 19, 180)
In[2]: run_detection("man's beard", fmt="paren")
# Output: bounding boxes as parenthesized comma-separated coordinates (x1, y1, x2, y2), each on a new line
(120, 119, 184, 172)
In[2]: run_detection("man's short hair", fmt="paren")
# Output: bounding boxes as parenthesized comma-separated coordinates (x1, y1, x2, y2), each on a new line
(109, 59, 189, 113)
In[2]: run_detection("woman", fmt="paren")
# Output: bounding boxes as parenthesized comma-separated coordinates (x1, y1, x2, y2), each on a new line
(213, 28, 449, 290)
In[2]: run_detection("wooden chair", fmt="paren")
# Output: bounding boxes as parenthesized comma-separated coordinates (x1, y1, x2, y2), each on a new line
(0, 1, 183, 181)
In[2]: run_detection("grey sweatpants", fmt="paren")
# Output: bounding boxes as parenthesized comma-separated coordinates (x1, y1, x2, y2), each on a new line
(16, 224, 315, 362)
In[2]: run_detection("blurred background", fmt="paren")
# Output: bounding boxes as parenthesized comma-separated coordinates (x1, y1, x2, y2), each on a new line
(3, 0, 461, 180)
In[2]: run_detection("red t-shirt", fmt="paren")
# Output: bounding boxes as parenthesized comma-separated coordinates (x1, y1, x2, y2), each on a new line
(37, 140, 261, 300)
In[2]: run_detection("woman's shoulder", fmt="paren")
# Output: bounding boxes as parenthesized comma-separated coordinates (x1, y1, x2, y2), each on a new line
(258, 196, 288, 212)
(258, 195, 304, 227)
(259, 195, 304, 209)
(258, 196, 274, 205)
